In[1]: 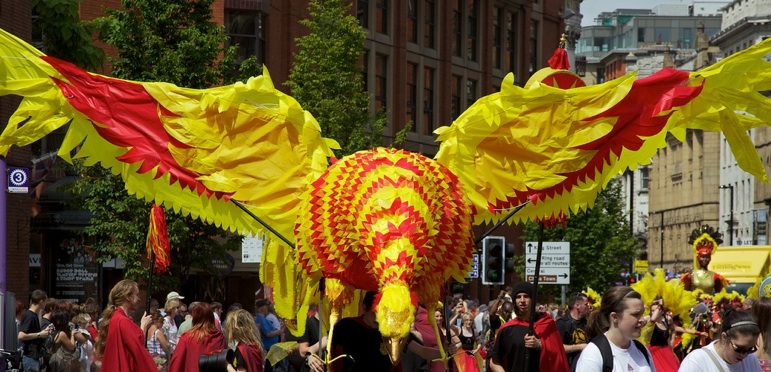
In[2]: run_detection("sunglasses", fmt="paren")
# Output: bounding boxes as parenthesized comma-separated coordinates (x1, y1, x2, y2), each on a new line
(729, 339, 758, 355)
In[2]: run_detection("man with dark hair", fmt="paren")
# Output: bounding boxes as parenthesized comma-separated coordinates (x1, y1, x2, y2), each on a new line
(177, 301, 199, 336)
(18, 289, 51, 372)
(556, 293, 590, 367)
(211, 301, 223, 330)
(489, 282, 569, 372)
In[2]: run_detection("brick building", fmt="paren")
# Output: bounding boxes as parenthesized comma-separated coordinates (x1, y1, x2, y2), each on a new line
(0, 2, 34, 307)
(4, 0, 566, 307)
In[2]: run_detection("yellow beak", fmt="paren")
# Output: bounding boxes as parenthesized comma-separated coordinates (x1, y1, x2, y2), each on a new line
(385, 336, 409, 365)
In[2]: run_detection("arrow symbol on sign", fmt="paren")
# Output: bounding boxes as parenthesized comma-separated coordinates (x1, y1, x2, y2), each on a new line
(527, 243, 533, 253)
(559, 273, 569, 279)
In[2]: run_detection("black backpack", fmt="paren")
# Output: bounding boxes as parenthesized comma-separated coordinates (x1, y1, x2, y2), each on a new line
(570, 334, 650, 372)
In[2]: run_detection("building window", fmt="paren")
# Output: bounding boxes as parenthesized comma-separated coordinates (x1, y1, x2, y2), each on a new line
(375, 54, 388, 110)
(637, 27, 645, 43)
(507, 11, 517, 74)
(467, 0, 478, 62)
(452, 1, 463, 57)
(424, 0, 435, 48)
(654, 27, 670, 43)
(681, 28, 692, 48)
(407, 62, 418, 132)
(423, 67, 435, 135)
(640, 167, 649, 190)
(225, 10, 266, 66)
(362, 50, 369, 92)
(529, 20, 538, 74)
(493, 7, 502, 69)
(407, 0, 418, 43)
(376, 0, 389, 35)
(357, 0, 369, 29)
(451, 74, 462, 119)
(596, 67, 605, 83)
(466, 78, 477, 108)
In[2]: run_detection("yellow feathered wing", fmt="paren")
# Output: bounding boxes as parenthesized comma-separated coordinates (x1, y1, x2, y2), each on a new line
(435, 37, 771, 224)
(0, 27, 337, 330)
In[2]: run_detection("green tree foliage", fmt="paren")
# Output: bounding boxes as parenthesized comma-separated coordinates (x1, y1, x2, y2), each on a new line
(285, 0, 386, 156)
(65, 0, 259, 291)
(32, 0, 105, 71)
(520, 178, 642, 301)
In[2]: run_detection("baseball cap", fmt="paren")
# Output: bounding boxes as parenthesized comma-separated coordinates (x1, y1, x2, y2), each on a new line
(166, 291, 185, 301)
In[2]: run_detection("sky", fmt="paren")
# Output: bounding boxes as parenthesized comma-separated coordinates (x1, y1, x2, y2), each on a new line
(580, 0, 683, 27)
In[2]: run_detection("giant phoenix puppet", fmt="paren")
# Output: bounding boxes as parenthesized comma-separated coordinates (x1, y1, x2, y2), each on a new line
(3, 27, 771, 365)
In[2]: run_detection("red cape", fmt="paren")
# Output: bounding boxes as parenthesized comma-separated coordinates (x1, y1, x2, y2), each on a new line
(168, 329, 227, 372)
(498, 312, 569, 372)
(100, 307, 157, 372)
(412, 307, 446, 372)
(236, 342, 263, 372)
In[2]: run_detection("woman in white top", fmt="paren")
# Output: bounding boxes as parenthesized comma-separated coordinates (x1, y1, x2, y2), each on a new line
(679, 309, 761, 372)
(146, 310, 171, 358)
(575, 286, 655, 372)
(163, 299, 180, 354)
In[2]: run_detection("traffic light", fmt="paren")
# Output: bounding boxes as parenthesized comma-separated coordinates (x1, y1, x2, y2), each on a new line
(482, 236, 506, 285)
(505, 243, 517, 271)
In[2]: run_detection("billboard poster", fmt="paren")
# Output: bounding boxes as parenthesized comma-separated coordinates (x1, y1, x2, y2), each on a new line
(53, 236, 99, 303)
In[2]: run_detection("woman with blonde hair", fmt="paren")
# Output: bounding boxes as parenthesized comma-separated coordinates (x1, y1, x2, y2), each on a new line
(455, 312, 481, 372)
(168, 302, 226, 372)
(96, 279, 156, 371)
(225, 309, 264, 372)
(163, 299, 180, 354)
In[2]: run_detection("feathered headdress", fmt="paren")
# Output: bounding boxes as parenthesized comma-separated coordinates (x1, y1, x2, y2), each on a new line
(632, 268, 697, 346)
(712, 289, 744, 306)
(582, 287, 602, 308)
(688, 225, 723, 256)
(746, 277, 763, 300)
(688, 225, 723, 269)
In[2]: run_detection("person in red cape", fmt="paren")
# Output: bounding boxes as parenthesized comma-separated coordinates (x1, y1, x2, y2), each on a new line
(225, 309, 264, 372)
(489, 281, 569, 372)
(168, 302, 227, 372)
(95, 279, 158, 372)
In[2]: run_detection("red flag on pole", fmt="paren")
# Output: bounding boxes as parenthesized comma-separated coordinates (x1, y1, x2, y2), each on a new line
(146, 203, 171, 273)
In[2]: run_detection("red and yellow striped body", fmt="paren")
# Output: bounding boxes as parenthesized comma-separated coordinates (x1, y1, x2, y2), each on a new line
(295, 148, 474, 340)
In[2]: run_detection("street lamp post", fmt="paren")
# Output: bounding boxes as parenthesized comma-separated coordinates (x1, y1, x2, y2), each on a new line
(660, 211, 664, 269)
(720, 185, 734, 246)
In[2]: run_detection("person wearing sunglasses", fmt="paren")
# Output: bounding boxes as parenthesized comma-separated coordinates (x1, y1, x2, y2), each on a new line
(679, 309, 761, 371)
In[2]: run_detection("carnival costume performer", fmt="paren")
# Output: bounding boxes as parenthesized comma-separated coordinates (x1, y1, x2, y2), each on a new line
(632, 269, 698, 371)
(680, 225, 728, 294)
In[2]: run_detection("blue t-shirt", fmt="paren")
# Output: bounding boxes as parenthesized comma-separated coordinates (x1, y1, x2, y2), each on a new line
(255, 313, 279, 350)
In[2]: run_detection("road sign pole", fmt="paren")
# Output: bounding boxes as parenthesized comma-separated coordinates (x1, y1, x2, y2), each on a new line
(561, 285, 566, 308)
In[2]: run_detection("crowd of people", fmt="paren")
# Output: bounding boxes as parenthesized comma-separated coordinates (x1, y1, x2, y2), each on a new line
(13, 224, 768, 372)
(13, 277, 771, 372)
(14, 280, 266, 372)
